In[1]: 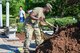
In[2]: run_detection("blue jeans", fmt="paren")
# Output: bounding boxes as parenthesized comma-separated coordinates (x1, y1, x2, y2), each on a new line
(20, 17, 24, 22)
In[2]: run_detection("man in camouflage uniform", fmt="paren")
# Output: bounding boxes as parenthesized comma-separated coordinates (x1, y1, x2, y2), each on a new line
(24, 3, 52, 52)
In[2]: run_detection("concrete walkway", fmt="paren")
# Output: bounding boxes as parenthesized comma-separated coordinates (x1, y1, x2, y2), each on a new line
(0, 35, 36, 53)
(0, 34, 23, 53)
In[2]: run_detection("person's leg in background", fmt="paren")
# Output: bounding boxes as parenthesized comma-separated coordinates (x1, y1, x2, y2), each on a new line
(20, 17, 24, 22)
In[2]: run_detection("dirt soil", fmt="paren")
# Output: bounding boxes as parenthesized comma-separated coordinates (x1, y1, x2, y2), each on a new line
(16, 32, 25, 42)
(16, 32, 35, 43)
(36, 24, 80, 53)
(16, 23, 80, 53)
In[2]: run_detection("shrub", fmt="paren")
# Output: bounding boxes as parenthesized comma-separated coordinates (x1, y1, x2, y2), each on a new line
(2, 15, 16, 27)
(46, 17, 78, 27)
(17, 23, 24, 33)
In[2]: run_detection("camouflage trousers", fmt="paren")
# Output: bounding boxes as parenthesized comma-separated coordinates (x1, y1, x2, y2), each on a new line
(24, 24, 43, 49)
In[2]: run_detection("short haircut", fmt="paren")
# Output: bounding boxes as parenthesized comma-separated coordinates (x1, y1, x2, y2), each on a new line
(20, 6, 22, 8)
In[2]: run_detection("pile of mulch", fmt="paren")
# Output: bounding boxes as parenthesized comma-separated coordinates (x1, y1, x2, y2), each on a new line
(16, 32, 35, 42)
(36, 24, 80, 53)
(16, 32, 25, 42)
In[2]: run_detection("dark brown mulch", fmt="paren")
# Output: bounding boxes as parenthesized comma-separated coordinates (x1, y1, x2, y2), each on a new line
(16, 32, 35, 42)
(16, 32, 25, 42)
(36, 26, 80, 53)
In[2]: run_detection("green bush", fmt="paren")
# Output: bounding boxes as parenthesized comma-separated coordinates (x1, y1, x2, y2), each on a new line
(2, 15, 16, 27)
(2, 15, 78, 32)
(2, 15, 24, 32)
(46, 17, 78, 27)
(77, 13, 80, 21)
(17, 23, 24, 32)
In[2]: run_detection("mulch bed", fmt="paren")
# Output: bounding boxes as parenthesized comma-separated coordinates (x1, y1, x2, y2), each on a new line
(36, 24, 80, 53)
(16, 32, 25, 43)
(16, 32, 35, 43)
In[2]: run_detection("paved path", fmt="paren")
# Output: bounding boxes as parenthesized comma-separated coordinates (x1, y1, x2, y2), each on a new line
(0, 35, 36, 53)
(0, 34, 23, 53)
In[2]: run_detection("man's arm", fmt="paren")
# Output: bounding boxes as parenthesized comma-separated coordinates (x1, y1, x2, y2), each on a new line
(23, 11, 26, 18)
(22, 10, 26, 18)
(30, 12, 39, 20)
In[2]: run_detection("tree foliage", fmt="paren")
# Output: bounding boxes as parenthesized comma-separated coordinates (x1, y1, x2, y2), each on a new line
(26, 0, 80, 17)
(2, 0, 80, 17)
(2, 0, 25, 16)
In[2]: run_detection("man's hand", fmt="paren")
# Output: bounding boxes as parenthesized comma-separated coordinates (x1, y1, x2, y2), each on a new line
(39, 17, 48, 26)
(39, 17, 45, 21)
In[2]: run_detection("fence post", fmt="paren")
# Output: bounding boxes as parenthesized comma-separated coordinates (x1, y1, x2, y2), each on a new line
(0, 0, 3, 27)
(6, 0, 9, 27)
